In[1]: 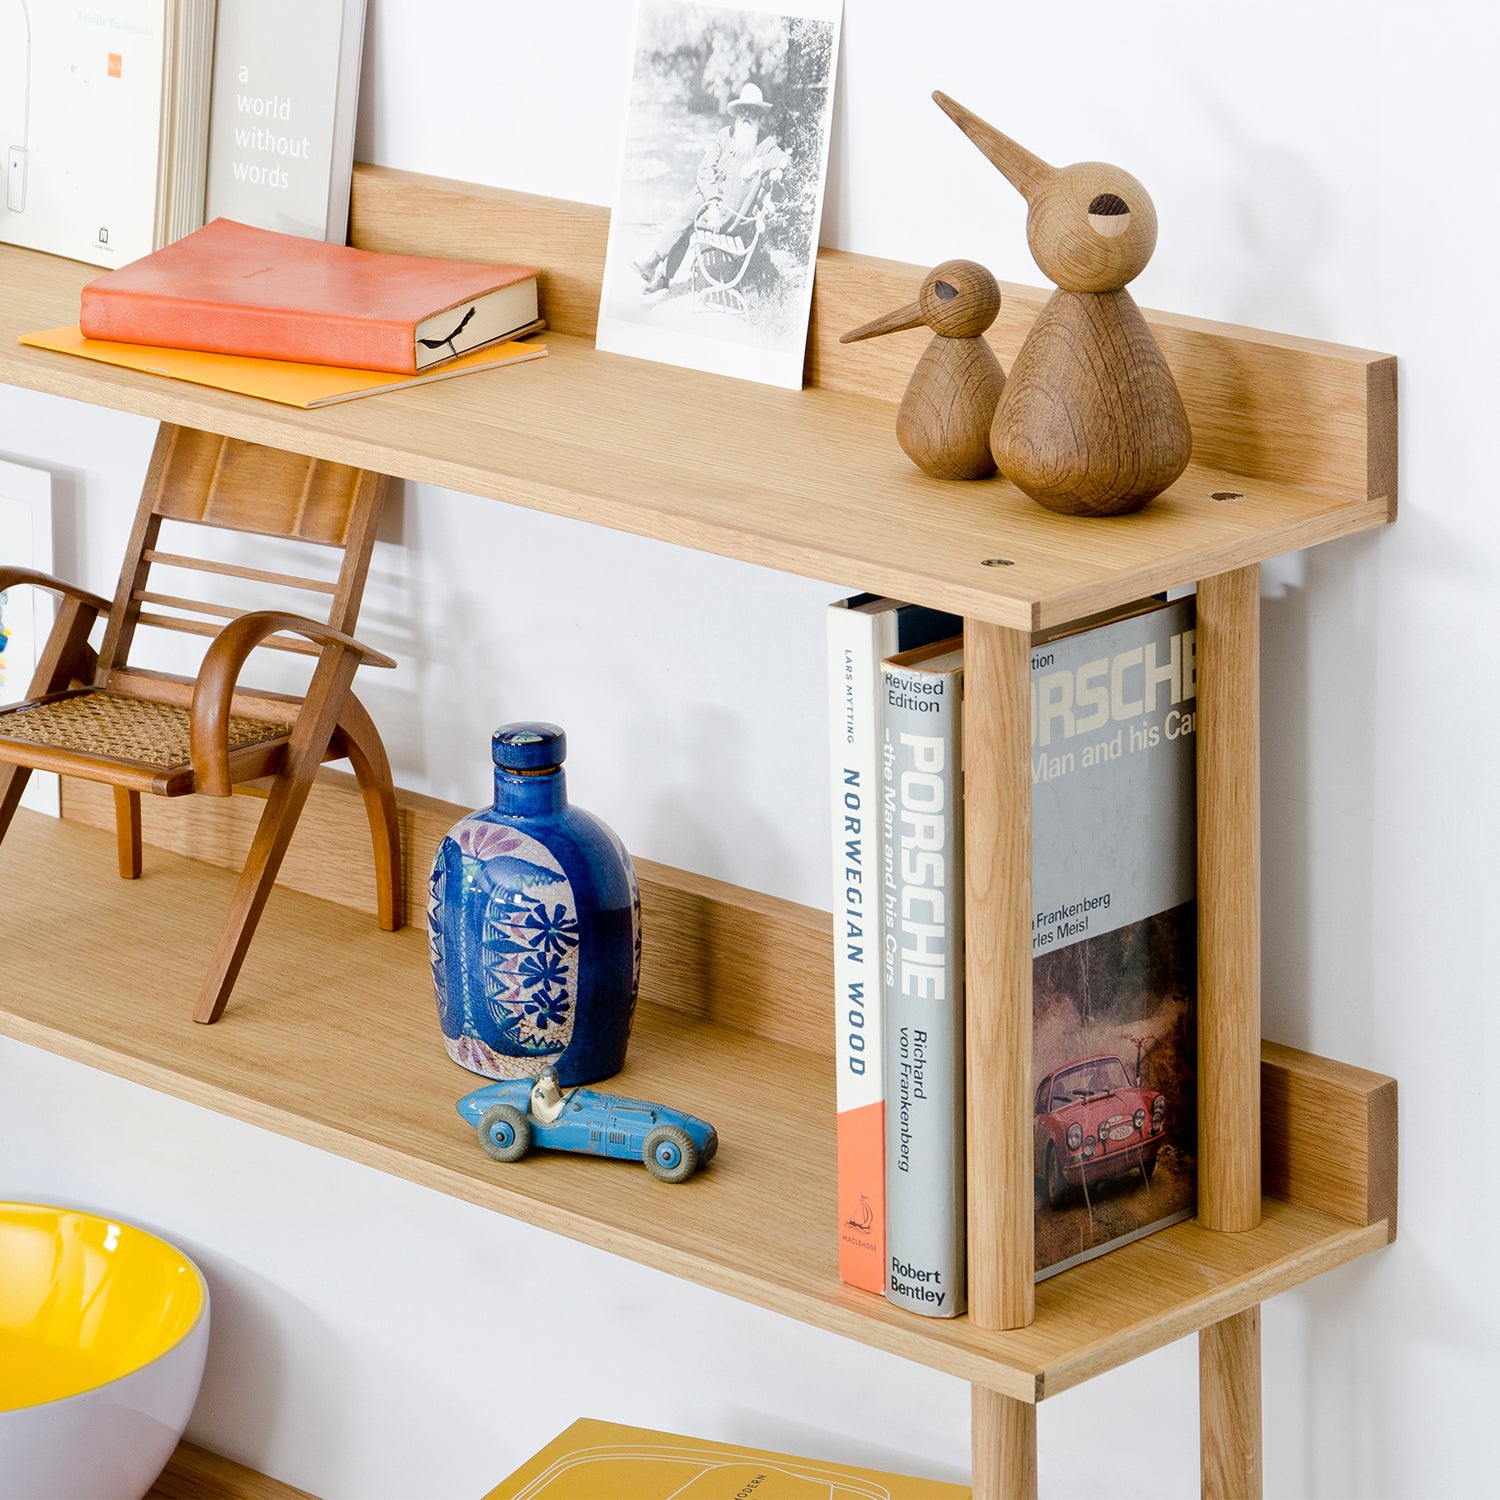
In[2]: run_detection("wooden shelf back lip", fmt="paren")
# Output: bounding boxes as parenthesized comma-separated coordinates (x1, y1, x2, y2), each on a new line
(347, 165, 1395, 509)
(0, 166, 1393, 631)
(3, 803, 1394, 1404)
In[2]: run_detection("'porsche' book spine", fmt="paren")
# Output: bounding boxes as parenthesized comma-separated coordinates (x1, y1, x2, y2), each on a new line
(880, 637, 965, 1318)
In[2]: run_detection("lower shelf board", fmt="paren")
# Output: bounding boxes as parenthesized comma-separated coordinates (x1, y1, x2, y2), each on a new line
(148, 1442, 315, 1499)
(1, 810, 1390, 1402)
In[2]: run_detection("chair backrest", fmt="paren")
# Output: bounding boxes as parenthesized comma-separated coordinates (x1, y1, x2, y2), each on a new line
(95, 425, 389, 697)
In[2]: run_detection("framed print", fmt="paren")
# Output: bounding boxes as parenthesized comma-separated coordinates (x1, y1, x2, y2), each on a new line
(596, 0, 842, 389)
(0, 457, 58, 816)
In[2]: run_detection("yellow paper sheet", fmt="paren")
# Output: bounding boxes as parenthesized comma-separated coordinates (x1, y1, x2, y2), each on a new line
(485, 1418, 971, 1500)
(18, 325, 547, 408)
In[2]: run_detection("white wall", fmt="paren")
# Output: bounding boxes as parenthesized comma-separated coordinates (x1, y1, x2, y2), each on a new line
(2, 2, 1496, 1495)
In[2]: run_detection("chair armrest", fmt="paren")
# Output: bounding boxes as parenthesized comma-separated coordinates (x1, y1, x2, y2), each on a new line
(191, 610, 395, 796)
(0, 567, 111, 614)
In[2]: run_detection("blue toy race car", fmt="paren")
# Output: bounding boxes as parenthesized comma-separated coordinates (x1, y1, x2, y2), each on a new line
(456, 1069, 719, 1183)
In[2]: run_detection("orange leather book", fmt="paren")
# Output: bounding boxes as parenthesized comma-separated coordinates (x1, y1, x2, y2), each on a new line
(79, 218, 540, 375)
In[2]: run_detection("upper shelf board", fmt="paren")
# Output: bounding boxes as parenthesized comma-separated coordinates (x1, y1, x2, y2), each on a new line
(0, 165, 1396, 631)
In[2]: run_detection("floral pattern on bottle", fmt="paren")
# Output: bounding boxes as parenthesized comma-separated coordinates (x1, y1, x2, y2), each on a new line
(433, 818, 582, 1076)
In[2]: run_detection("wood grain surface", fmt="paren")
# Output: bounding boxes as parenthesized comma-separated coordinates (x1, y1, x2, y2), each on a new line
(990, 289, 1191, 515)
(1197, 566, 1263, 1233)
(1200, 1307, 1263, 1499)
(962, 622, 1034, 1330)
(896, 333, 1006, 481)
(148, 1443, 315, 1500)
(1262, 1040, 1398, 1240)
(972, 1386, 1037, 1500)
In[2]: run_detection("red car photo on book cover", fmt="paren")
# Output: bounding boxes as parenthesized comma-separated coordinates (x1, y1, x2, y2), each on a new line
(1034, 1053, 1167, 1210)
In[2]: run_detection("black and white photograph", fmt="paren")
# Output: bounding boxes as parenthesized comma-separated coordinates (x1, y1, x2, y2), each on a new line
(596, 0, 842, 388)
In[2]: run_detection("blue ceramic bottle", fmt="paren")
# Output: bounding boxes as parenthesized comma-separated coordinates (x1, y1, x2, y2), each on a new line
(429, 723, 640, 1086)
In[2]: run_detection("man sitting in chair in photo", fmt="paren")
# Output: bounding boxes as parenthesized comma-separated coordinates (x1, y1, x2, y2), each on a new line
(633, 82, 791, 295)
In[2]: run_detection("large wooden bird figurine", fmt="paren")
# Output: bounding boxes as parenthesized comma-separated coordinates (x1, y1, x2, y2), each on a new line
(934, 92, 1192, 516)
(840, 259, 1007, 481)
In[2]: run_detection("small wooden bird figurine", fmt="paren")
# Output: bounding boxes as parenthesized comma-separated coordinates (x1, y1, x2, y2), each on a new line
(841, 259, 1007, 481)
(934, 92, 1192, 516)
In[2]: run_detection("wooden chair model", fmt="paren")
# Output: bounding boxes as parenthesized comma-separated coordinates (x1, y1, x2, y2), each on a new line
(0, 423, 403, 1024)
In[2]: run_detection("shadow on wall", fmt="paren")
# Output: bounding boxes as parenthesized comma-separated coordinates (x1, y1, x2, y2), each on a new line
(186, 1257, 337, 1470)
(1258, 530, 1380, 1054)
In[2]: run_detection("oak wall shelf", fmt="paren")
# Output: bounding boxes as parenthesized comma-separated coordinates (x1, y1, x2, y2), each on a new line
(0, 162, 1398, 1498)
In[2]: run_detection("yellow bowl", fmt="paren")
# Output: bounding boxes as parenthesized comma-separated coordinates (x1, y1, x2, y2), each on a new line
(0, 1203, 210, 1500)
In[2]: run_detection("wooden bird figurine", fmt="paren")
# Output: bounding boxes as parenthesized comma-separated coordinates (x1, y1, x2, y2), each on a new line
(934, 92, 1192, 516)
(841, 259, 1007, 481)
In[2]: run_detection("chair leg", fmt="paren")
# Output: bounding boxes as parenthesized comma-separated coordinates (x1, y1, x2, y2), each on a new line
(194, 650, 362, 1025)
(114, 788, 143, 878)
(332, 695, 404, 933)
(0, 763, 33, 844)
(0, 595, 98, 850)
(193, 755, 323, 1025)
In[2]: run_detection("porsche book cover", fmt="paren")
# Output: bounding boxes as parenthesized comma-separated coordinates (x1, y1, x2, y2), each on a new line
(1030, 596, 1198, 1277)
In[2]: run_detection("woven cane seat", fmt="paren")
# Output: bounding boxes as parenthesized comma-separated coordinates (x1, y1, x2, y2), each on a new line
(0, 691, 292, 771)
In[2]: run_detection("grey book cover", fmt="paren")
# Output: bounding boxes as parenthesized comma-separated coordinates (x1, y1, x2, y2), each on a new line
(881, 639, 965, 1317)
(1031, 596, 1198, 1278)
(204, 0, 365, 242)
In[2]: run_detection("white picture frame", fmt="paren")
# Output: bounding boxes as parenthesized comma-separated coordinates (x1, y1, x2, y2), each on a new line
(0, 456, 59, 816)
(596, 0, 843, 390)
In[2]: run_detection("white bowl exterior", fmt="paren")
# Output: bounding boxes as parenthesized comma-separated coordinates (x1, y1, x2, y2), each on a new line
(0, 1294, 209, 1500)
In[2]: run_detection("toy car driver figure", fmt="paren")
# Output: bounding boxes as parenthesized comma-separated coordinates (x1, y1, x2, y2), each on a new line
(530, 1065, 566, 1123)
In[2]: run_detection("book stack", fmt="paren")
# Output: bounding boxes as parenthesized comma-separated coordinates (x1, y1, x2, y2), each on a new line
(826, 593, 1200, 1316)
(0, 0, 216, 268)
(21, 218, 547, 409)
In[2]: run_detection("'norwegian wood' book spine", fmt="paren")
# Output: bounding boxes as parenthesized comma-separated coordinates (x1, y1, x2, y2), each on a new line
(826, 595, 959, 1295)
(880, 638, 965, 1317)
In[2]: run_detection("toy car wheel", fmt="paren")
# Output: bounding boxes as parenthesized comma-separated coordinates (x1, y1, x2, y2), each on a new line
(478, 1103, 532, 1163)
(643, 1123, 698, 1184)
(1045, 1143, 1072, 1211)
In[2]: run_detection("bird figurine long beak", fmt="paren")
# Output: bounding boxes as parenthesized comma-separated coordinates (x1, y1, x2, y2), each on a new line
(841, 300, 927, 343)
(932, 91, 1053, 203)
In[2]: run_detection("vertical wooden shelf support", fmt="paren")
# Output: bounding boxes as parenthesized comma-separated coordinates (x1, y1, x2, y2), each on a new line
(1200, 1307, 1264, 1499)
(963, 619, 1035, 1333)
(973, 1386, 1039, 1500)
(1196, 565, 1265, 1499)
(1196, 565, 1263, 1233)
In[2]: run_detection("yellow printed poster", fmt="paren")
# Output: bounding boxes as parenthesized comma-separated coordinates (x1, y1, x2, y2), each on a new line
(485, 1419, 970, 1500)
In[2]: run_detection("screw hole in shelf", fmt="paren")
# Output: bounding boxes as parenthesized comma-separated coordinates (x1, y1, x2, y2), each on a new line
(981, 557, 1015, 567)
(1210, 490, 1247, 503)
